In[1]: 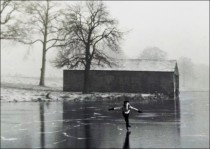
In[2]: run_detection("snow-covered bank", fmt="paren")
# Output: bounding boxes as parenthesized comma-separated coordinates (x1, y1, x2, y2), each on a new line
(1, 86, 145, 102)
(1, 86, 171, 102)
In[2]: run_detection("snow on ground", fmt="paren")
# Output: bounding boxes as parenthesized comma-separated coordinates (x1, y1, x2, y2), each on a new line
(1, 87, 145, 102)
(1, 76, 169, 102)
(1, 76, 63, 90)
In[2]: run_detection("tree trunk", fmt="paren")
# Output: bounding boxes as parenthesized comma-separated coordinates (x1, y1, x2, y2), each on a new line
(39, 46, 46, 86)
(83, 62, 90, 94)
(39, 1, 49, 86)
(83, 43, 91, 93)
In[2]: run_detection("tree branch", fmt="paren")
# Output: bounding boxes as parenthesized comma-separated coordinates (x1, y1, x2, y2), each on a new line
(18, 39, 44, 45)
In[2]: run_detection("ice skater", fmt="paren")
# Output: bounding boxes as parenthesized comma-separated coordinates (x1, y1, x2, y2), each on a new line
(108, 100, 142, 131)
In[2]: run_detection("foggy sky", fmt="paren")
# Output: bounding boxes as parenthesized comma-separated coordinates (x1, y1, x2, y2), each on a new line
(1, 1, 209, 78)
(105, 1, 209, 63)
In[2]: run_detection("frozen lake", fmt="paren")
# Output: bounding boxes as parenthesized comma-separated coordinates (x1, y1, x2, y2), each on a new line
(1, 91, 209, 148)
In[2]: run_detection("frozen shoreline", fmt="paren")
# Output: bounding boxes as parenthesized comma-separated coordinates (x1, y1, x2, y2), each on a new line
(1, 86, 146, 102)
(1, 83, 170, 103)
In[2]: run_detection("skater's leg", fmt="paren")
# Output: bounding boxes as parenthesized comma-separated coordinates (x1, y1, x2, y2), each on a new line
(123, 113, 130, 130)
(126, 114, 130, 127)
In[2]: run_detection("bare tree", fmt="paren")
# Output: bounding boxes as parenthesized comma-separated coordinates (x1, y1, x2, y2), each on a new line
(139, 47, 167, 60)
(54, 1, 123, 93)
(18, 0, 63, 86)
(0, 0, 23, 39)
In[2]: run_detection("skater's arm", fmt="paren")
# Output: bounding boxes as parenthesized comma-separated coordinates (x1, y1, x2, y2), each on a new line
(130, 106, 143, 113)
(130, 106, 138, 111)
(108, 107, 122, 111)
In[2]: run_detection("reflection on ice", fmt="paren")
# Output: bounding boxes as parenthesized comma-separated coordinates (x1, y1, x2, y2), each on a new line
(98, 115, 109, 118)
(117, 126, 123, 131)
(1, 136, 18, 141)
(123, 132, 130, 149)
(136, 113, 157, 117)
(93, 112, 102, 115)
(39, 130, 64, 134)
(63, 132, 87, 140)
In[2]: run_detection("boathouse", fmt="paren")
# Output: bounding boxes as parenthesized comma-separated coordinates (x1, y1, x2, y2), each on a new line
(63, 59, 179, 97)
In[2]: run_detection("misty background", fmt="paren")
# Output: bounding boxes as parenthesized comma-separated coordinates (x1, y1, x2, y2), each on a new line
(1, 1, 209, 91)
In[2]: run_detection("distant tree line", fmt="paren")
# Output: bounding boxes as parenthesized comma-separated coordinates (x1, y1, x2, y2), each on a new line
(139, 47, 209, 91)
(177, 57, 209, 91)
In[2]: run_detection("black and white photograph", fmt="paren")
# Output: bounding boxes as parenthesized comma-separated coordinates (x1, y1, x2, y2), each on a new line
(1, 0, 209, 148)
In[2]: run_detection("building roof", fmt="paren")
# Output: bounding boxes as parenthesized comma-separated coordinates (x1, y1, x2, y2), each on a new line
(94, 59, 177, 72)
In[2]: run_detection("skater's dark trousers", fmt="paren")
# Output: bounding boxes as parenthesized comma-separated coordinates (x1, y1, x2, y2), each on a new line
(123, 112, 130, 128)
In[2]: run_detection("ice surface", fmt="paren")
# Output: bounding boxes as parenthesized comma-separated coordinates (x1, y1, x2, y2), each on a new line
(1, 136, 18, 141)
(1, 92, 209, 148)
